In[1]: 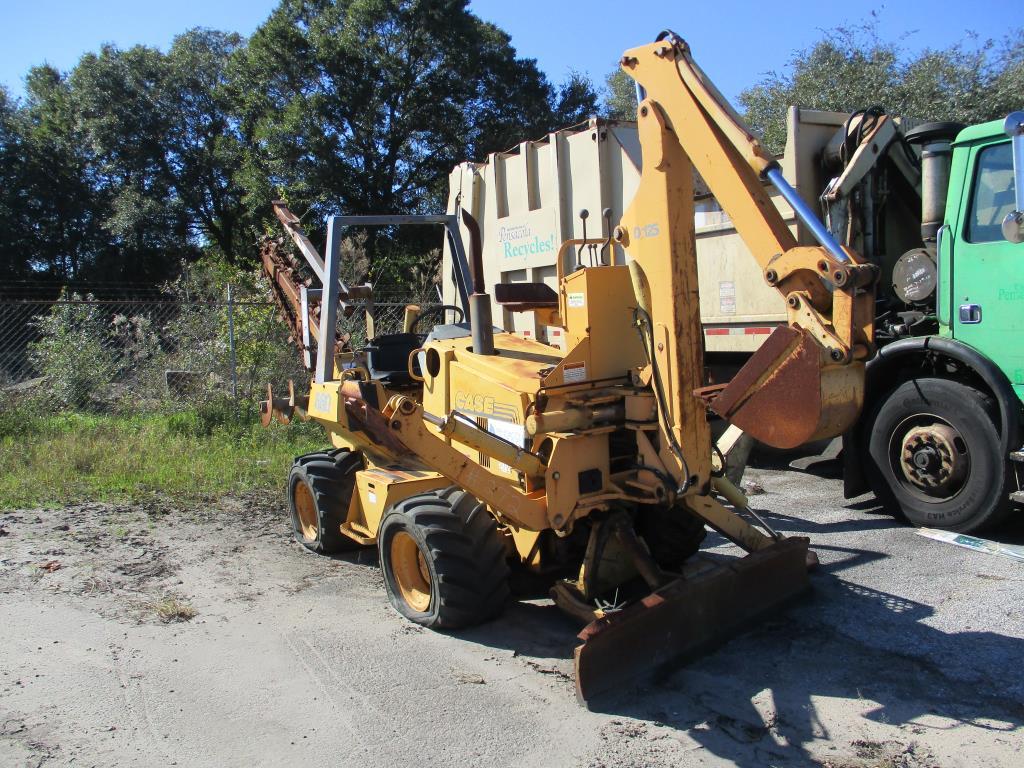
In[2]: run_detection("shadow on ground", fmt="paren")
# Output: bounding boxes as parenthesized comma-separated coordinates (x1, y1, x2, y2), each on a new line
(751, 445, 1024, 546)
(583, 570, 1024, 766)
(458, 507, 1024, 766)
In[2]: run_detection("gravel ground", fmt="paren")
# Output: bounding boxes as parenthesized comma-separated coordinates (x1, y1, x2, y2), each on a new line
(1, 460, 1022, 768)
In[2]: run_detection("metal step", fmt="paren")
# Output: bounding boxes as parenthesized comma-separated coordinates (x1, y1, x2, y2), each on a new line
(1010, 450, 1024, 463)
(1011, 490, 1024, 506)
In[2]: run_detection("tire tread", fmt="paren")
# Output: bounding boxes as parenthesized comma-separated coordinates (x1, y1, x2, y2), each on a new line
(864, 377, 1011, 533)
(380, 487, 510, 628)
(288, 449, 362, 554)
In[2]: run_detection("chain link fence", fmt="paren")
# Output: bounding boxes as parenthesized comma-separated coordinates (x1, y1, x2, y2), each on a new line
(0, 289, 418, 414)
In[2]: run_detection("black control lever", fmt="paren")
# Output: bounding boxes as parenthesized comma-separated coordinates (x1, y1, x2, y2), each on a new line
(575, 209, 589, 271)
(600, 207, 613, 265)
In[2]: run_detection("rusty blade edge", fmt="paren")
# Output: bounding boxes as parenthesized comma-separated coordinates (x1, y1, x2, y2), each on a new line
(573, 537, 810, 706)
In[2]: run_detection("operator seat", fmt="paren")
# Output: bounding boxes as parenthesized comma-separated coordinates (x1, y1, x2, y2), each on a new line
(493, 282, 558, 312)
(364, 333, 421, 387)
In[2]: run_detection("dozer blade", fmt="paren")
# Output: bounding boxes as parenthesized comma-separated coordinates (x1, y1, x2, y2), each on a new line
(573, 536, 809, 705)
(707, 326, 863, 449)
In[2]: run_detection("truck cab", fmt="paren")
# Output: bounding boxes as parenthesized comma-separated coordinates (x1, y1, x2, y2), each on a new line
(942, 120, 1024, 398)
(849, 114, 1024, 533)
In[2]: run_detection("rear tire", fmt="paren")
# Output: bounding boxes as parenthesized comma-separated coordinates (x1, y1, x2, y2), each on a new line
(288, 449, 362, 554)
(378, 486, 510, 629)
(864, 378, 1011, 533)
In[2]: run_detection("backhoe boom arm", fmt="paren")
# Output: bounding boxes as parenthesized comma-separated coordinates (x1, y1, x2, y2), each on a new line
(617, 34, 877, 450)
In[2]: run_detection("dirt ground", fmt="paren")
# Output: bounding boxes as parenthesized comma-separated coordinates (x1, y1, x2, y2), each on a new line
(2, 461, 1023, 768)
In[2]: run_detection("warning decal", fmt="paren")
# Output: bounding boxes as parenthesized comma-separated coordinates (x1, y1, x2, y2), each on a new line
(563, 361, 587, 383)
(719, 281, 736, 315)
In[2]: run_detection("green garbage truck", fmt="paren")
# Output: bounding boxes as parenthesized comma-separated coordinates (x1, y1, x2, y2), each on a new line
(842, 113, 1024, 533)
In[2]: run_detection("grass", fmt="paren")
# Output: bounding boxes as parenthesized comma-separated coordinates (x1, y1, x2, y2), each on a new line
(151, 596, 197, 623)
(0, 400, 324, 509)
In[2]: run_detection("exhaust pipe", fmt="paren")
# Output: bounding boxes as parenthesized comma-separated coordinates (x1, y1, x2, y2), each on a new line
(460, 209, 495, 355)
(905, 122, 965, 250)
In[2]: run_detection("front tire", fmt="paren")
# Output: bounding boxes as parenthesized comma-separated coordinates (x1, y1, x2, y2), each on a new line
(378, 487, 510, 629)
(864, 378, 1011, 533)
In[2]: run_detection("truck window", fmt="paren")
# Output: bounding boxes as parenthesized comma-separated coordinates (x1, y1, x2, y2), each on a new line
(966, 142, 1015, 243)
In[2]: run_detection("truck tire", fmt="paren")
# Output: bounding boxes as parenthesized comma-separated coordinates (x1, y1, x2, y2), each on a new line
(287, 449, 362, 554)
(864, 378, 1011, 533)
(378, 487, 510, 629)
(635, 505, 706, 570)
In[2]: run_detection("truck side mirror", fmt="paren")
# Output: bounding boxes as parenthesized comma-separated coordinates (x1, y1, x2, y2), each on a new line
(1004, 112, 1024, 244)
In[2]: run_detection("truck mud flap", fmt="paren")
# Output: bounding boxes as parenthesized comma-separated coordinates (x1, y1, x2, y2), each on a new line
(573, 536, 810, 705)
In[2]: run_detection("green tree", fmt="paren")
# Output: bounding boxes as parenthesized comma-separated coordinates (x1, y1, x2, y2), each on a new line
(17, 66, 116, 282)
(71, 30, 246, 270)
(3, 1, 599, 287)
(232, 0, 597, 258)
(0, 86, 30, 281)
(739, 24, 1024, 155)
(6, 30, 248, 285)
(70, 45, 190, 276)
(163, 30, 249, 261)
(555, 71, 599, 126)
(603, 68, 636, 120)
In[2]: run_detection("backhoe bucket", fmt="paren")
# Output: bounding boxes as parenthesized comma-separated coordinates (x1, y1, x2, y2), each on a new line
(708, 326, 863, 449)
(573, 536, 809, 704)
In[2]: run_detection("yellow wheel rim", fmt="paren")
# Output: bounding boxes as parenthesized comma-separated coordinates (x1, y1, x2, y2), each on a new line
(390, 530, 432, 613)
(293, 481, 319, 541)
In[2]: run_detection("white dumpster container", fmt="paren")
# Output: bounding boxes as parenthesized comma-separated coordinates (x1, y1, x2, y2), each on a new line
(441, 109, 856, 353)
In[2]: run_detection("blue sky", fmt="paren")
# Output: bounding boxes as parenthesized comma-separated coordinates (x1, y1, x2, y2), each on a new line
(0, 0, 1015, 104)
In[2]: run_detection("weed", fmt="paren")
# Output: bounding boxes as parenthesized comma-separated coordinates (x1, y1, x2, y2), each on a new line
(0, 398, 48, 440)
(163, 395, 241, 437)
(151, 596, 197, 623)
(29, 294, 117, 408)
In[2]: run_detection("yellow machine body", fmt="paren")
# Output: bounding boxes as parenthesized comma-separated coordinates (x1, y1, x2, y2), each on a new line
(304, 265, 650, 560)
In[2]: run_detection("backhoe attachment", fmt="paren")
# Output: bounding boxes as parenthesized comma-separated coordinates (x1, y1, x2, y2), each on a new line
(620, 32, 876, 449)
(569, 31, 875, 698)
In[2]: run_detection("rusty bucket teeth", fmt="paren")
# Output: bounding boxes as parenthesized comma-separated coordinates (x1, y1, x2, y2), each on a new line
(572, 536, 810, 705)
